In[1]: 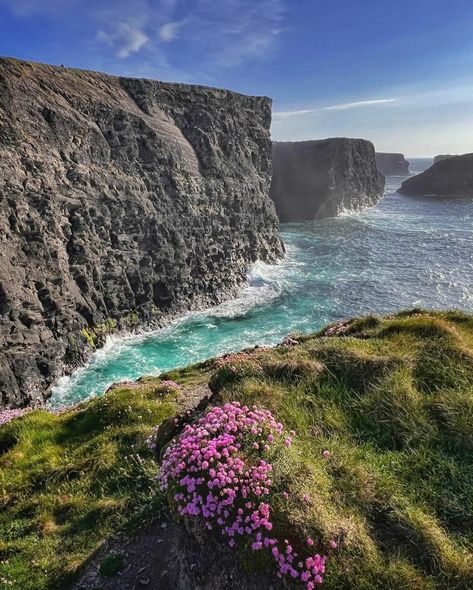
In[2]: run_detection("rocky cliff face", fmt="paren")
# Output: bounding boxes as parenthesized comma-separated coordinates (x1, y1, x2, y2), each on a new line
(399, 153, 473, 197)
(0, 58, 284, 408)
(375, 152, 409, 176)
(270, 138, 385, 221)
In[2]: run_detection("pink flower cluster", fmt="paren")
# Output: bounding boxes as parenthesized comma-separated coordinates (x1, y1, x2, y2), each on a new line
(0, 408, 29, 427)
(215, 352, 253, 368)
(158, 402, 328, 588)
(323, 321, 349, 337)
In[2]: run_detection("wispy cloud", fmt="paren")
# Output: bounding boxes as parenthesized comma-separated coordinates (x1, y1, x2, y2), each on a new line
(322, 98, 397, 111)
(158, 21, 185, 42)
(273, 98, 397, 120)
(189, 0, 286, 66)
(98, 23, 149, 58)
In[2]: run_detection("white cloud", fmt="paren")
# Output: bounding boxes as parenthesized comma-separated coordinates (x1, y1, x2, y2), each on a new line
(3, 0, 286, 71)
(158, 21, 184, 42)
(98, 23, 149, 58)
(273, 98, 397, 121)
(322, 98, 397, 111)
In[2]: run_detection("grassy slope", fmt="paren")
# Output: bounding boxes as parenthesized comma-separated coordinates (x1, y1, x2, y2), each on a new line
(0, 383, 177, 589)
(1, 309, 473, 589)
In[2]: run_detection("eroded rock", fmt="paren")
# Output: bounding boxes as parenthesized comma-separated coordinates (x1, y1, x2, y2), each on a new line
(0, 58, 283, 407)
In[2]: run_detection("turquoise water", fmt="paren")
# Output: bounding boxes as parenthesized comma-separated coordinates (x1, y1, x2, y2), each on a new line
(49, 159, 473, 407)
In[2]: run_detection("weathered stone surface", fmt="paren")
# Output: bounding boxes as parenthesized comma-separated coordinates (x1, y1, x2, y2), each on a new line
(0, 58, 284, 408)
(375, 152, 409, 176)
(270, 138, 385, 221)
(399, 153, 473, 197)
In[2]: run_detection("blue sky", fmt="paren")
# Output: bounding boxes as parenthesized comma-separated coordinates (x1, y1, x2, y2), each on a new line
(1, 0, 473, 156)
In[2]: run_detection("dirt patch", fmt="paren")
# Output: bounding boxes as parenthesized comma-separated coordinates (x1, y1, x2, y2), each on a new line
(72, 518, 280, 590)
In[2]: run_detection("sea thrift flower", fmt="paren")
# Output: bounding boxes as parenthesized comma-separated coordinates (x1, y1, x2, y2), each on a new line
(0, 408, 29, 427)
(330, 540, 338, 549)
(155, 402, 328, 588)
(322, 449, 331, 458)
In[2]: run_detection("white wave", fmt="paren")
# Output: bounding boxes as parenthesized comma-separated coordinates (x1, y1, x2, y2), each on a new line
(49, 247, 301, 406)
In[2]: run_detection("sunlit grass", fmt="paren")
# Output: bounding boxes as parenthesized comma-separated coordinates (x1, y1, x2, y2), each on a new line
(1, 309, 473, 589)
(0, 384, 177, 590)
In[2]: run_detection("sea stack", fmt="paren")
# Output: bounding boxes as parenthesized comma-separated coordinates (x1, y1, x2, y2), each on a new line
(270, 138, 385, 221)
(375, 152, 410, 176)
(0, 58, 284, 408)
(399, 153, 473, 197)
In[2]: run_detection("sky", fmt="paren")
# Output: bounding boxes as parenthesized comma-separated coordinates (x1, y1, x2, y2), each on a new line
(1, 0, 473, 156)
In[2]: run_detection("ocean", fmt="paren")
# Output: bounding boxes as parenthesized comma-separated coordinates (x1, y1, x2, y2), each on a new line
(49, 158, 473, 407)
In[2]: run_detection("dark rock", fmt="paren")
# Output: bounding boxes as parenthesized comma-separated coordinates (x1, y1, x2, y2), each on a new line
(375, 152, 410, 176)
(269, 138, 384, 221)
(399, 153, 473, 197)
(0, 58, 284, 408)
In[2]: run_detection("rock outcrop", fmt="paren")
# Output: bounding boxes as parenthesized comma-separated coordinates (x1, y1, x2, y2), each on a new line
(399, 153, 473, 197)
(0, 58, 284, 408)
(270, 138, 385, 221)
(433, 154, 458, 164)
(375, 152, 409, 176)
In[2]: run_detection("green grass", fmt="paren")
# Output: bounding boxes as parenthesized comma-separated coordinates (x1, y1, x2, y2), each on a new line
(203, 310, 473, 589)
(0, 383, 177, 590)
(1, 309, 473, 589)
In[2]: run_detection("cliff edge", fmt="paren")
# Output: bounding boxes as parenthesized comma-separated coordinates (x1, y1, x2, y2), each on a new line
(0, 58, 284, 407)
(269, 138, 385, 221)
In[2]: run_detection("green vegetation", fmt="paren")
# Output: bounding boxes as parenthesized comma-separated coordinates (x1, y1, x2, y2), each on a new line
(80, 318, 118, 349)
(205, 310, 473, 589)
(0, 383, 177, 590)
(1, 310, 473, 589)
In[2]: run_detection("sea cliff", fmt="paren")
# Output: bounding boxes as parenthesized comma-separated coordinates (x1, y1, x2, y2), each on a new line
(270, 138, 384, 221)
(375, 152, 409, 176)
(399, 153, 473, 197)
(0, 58, 283, 408)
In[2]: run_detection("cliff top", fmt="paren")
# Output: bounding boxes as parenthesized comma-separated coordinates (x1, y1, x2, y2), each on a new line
(0, 55, 271, 102)
(273, 137, 374, 146)
(2, 310, 473, 590)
